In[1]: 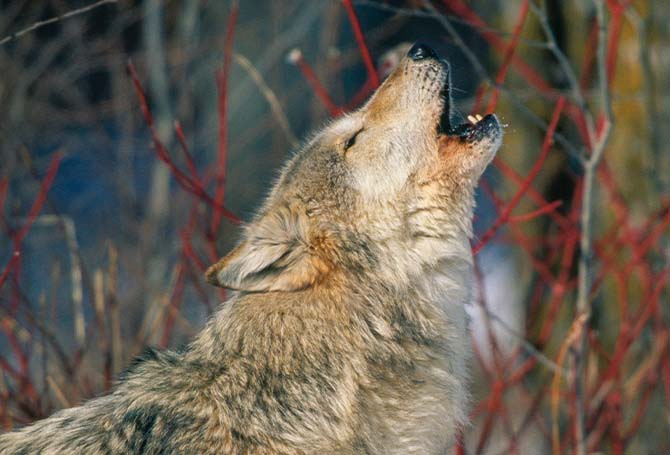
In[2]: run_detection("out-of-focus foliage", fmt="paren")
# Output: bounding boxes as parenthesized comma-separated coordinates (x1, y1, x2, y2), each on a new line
(0, 1, 668, 453)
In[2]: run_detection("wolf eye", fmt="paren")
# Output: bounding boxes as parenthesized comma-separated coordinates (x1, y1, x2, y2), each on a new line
(344, 129, 362, 152)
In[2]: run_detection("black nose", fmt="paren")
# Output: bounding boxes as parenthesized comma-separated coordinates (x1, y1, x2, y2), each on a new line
(408, 43, 437, 61)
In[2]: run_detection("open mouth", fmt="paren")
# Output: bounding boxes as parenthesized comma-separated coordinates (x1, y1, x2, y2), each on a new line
(403, 42, 501, 143)
(437, 77, 500, 142)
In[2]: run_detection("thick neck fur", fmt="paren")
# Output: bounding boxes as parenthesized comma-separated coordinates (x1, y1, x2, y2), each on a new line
(181, 185, 476, 452)
(189, 192, 475, 369)
(185, 231, 472, 452)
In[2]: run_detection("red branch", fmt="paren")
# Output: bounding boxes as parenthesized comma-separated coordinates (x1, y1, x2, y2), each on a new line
(14, 153, 62, 246)
(289, 50, 342, 116)
(0, 154, 60, 387)
(509, 200, 563, 223)
(485, 0, 530, 113)
(473, 96, 566, 255)
(127, 60, 240, 224)
(174, 121, 201, 183)
(342, 0, 380, 87)
(160, 263, 186, 348)
(210, 2, 239, 240)
(605, 3, 625, 85)
(0, 252, 20, 291)
(442, 0, 591, 144)
(0, 179, 8, 221)
(3, 2, 657, 449)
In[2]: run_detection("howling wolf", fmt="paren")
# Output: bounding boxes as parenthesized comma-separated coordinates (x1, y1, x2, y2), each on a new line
(0, 43, 502, 454)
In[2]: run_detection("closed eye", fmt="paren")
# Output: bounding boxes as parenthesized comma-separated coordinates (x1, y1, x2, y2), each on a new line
(344, 129, 363, 152)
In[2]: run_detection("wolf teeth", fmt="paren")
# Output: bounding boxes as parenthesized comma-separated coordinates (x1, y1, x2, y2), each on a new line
(467, 114, 484, 125)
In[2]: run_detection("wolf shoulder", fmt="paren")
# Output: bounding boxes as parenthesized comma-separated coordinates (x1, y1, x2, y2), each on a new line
(0, 349, 223, 455)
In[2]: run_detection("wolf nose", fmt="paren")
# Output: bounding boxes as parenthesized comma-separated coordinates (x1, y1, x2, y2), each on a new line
(408, 43, 437, 61)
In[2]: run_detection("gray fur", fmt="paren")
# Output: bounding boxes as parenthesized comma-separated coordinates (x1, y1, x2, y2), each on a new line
(0, 50, 502, 454)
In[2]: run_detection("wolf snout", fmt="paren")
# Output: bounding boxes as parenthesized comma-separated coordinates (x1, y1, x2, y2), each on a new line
(468, 114, 502, 142)
(407, 43, 438, 61)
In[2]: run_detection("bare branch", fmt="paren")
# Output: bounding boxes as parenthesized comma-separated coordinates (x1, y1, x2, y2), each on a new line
(574, 1, 614, 454)
(420, 0, 585, 162)
(0, 0, 118, 47)
(481, 305, 569, 378)
(528, 0, 597, 144)
(233, 53, 298, 147)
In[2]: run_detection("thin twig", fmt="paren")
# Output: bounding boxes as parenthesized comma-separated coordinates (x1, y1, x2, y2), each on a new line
(421, 0, 584, 162)
(287, 49, 343, 117)
(107, 245, 121, 375)
(625, 6, 665, 194)
(482, 306, 569, 378)
(574, 2, 614, 454)
(232, 53, 298, 147)
(474, 97, 565, 255)
(93, 268, 111, 388)
(13, 153, 63, 246)
(342, 0, 380, 87)
(127, 60, 241, 224)
(528, 0, 597, 143)
(0, 253, 20, 292)
(12, 215, 84, 348)
(421, 0, 489, 79)
(46, 376, 71, 409)
(0, 0, 118, 47)
(210, 0, 239, 239)
(552, 313, 589, 455)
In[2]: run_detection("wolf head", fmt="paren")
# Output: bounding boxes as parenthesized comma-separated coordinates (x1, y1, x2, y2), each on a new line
(207, 43, 502, 293)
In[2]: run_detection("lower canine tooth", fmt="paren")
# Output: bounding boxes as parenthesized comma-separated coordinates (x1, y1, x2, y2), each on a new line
(467, 115, 477, 124)
(475, 114, 483, 121)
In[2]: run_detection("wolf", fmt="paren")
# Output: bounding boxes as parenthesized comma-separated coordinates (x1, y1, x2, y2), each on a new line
(0, 43, 502, 454)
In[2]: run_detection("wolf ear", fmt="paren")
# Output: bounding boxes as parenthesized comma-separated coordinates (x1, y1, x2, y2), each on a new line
(205, 207, 331, 292)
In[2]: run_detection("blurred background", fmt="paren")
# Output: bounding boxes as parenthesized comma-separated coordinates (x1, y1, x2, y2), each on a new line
(0, 0, 668, 453)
